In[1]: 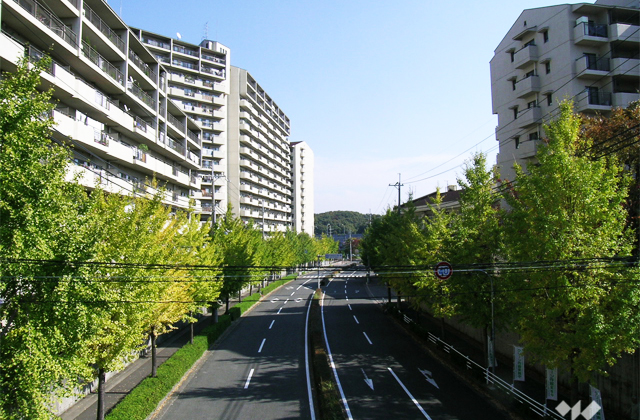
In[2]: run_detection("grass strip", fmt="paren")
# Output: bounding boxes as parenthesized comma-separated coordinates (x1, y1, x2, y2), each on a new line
(105, 273, 298, 420)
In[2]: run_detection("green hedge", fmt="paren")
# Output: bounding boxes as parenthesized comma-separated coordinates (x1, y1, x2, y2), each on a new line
(104, 274, 297, 420)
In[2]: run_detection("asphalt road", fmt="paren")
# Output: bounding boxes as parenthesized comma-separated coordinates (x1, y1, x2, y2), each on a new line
(321, 270, 510, 420)
(151, 272, 328, 420)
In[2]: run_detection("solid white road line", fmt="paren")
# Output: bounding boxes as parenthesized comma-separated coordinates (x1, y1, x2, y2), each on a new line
(269, 320, 275, 329)
(244, 369, 255, 389)
(321, 291, 353, 420)
(388, 368, 433, 419)
(291, 291, 296, 296)
(258, 338, 266, 353)
(348, 304, 352, 311)
(305, 295, 316, 420)
(277, 307, 283, 314)
(353, 315, 359, 324)
(363, 332, 373, 345)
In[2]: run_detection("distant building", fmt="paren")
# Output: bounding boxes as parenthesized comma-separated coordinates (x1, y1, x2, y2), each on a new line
(227, 67, 294, 233)
(490, 0, 640, 182)
(291, 141, 315, 236)
(404, 186, 462, 219)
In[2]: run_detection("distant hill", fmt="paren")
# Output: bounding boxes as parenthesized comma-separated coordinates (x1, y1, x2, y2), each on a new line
(314, 211, 379, 236)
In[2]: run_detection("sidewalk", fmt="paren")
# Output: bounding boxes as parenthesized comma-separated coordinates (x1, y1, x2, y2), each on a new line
(59, 283, 264, 420)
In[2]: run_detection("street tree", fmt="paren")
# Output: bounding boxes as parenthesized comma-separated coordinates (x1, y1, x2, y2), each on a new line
(503, 101, 639, 383)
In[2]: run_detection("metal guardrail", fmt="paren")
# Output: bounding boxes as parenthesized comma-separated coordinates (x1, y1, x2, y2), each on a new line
(396, 311, 566, 419)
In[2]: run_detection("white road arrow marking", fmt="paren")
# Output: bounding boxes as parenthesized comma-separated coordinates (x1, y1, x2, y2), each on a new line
(361, 369, 374, 390)
(419, 369, 439, 389)
(271, 298, 280, 303)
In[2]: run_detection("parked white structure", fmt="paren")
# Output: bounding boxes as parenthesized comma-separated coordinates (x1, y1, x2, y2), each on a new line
(291, 141, 315, 236)
(134, 29, 231, 222)
(491, 0, 640, 181)
(1, 0, 203, 212)
(227, 66, 294, 233)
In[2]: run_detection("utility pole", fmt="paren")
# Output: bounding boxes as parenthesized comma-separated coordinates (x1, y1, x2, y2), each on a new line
(389, 173, 404, 214)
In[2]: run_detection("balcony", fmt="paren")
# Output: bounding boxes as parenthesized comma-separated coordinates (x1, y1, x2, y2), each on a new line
(575, 56, 610, 79)
(83, 3, 125, 54)
(167, 113, 185, 134)
(128, 82, 156, 109)
(129, 49, 157, 82)
(611, 57, 640, 77)
(187, 130, 201, 146)
(609, 23, 640, 44)
(515, 75, 540, 98)
(576, 90, 612, 113)
(81, 41, 124, 87)
(574, 22, 608, 46)
(517, 106, 542, 128)
(142, 37, 170, 50)
(513, 44, 538, 69)
(173, 45, 198, 57)
(12, 0, 77, 48)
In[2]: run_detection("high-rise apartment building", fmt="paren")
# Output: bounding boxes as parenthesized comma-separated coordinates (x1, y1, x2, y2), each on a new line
(291, 141, 314, 236)
(133, 29, 231, 222)
(1, 0, 203, 211)
(0, 0, 313, 233)
(227, 66, 295, 233)
(491, 0, 639, 181)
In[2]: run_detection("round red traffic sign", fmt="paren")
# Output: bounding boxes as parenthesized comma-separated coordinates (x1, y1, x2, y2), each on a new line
(434, 261, 452, 280)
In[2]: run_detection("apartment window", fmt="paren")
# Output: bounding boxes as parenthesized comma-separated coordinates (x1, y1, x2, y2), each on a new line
(511, 79, 517, 91)
(513, 106, 519, 120)
(543, 30, 549, 43)
(510, 51, 515, 62)
(529, 132, 539, 141)
(514, 136, 520, 149)
(528, 100, 537, 109)
(545, 61, 551, 74)
(524, 39, 536, 48)
(546, 93, 553, 106)
(526, 70, 535, 78)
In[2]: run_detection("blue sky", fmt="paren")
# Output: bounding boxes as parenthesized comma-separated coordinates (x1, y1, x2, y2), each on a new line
(108, 0, 591, 214)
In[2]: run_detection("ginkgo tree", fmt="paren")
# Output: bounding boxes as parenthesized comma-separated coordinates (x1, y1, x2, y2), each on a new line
(503, 101, 640, 383)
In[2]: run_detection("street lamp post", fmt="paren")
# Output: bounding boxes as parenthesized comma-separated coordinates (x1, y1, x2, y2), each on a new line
(317, 255, 322, 290)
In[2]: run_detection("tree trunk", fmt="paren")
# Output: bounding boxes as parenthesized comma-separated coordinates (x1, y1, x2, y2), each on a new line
(387, 285, 392, 304)
(97, 367, 106, 420)
(250, 284, 253, 295)
(225, 295, 230, 313)
(189, 311, 194, 345)
(151, 329, 157, 378)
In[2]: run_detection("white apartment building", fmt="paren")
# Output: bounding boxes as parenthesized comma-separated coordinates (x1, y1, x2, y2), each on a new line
(291, 141, 314, 236)
(0, 0, 203, 212)
(491, 0, 640, 182)
(133, 29, 230, 222)
(227, 66, 294, 233)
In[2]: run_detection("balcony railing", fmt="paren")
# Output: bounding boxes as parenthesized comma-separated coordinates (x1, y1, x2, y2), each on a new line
(14, 0, 77, 48)
(587, 91, 612, 106)
(81, 41, 125, 86)
(167, 137, 185, 155)
(142, 37, 170, 50)
(167, 113, 185, 133)
(187, 130, 201, 146)
(129, 49, 157, 81)
(26, 44, 53, 73)
(128, 82, 156, 109)
(83, 3, 125, 53)
(172, 60, 198, 71)
(577, 22, 608, 38)
(93, 129, 113, 146)
(173, 45, 198, 57)
(201, 54, 226, 65)
(135, 116, 148, 133)
(201, 66, 225, 78)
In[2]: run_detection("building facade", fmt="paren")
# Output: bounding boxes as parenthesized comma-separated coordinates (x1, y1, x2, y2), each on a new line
(227, 66, 295, 233)
(490, 0, 640, 182)
(291, 141, 314, 236)
(133, 29, 231, 222)
(1, 0, 203, 212)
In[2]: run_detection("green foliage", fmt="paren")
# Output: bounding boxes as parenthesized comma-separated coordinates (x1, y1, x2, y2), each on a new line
(0, 57, 95, 419)
(105, 316, 232, 420)
(314, 210, 377, 235)
(503, 101, 638, 380)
